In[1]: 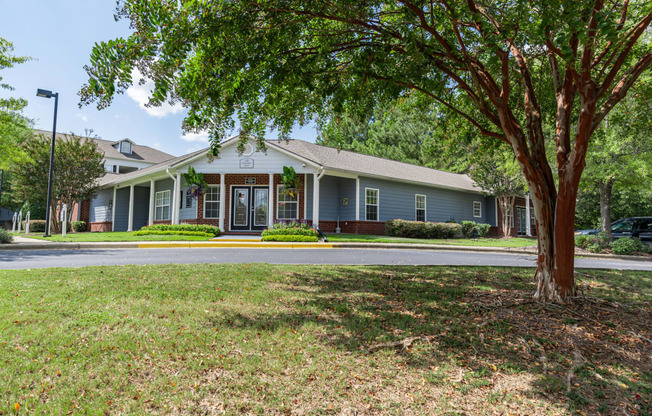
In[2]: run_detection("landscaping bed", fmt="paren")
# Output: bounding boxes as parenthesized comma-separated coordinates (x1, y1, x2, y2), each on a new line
(17, 231, 213, 242)
(326, 233, 537, 248)
(0, 264, 649, 415)
(262, 222, 319, 242)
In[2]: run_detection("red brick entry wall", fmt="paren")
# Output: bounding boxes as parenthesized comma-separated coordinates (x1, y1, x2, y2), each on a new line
(195, 174, 307, 233)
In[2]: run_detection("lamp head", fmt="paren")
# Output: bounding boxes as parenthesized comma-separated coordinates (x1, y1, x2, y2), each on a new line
(36, 88, 56, 98)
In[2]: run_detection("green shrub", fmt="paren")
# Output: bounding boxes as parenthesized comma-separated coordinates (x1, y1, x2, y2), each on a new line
(610, 237, 645, 255)
(386, 219, 461, 239)
(262, 227, 318, 237)
(141, 224, 221, 236)
(0, 228, 13, 244)
(23, 220, 46, 233)
(461, 221, 477, 238)
(575, 234, 590, 249)
(72, 221, 87, 232)
(271, 221, 312, 230)
(262, 234, 319, 242)
(133, 230, 214, 237)
(476, 223, 491, 237)
(576, 232, 610, 253)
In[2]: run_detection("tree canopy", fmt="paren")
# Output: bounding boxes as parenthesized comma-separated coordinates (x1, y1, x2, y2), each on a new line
(80, 0, 652, 301)
(0, 37, 32, 169)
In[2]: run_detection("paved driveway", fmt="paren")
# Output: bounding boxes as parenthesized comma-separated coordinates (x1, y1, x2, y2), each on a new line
(0, 248, 650, 271)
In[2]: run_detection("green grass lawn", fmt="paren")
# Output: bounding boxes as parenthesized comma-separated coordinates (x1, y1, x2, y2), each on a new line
(16, 231, 212, 242)
(1, 264, 649, 415)
(326, 233, 537, 247)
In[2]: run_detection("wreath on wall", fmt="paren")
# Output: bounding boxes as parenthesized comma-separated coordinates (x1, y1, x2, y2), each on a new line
(281, 166, 302, 198)
(184, 166, 207, 200)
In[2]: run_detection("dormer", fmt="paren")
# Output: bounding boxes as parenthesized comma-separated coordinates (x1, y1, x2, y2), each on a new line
(114, 139, 135, 155)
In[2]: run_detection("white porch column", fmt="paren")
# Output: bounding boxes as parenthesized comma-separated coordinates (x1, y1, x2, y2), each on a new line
(219, 173, 226, 231)
(127, 184, 135, 232)
(111, 186, 117, 231)
(355, 177, 360, 221)
(148, 179, 155, 226)
(303, 173, 307, 220)
(174, 173, 182, 225)
(268, 173, 274, 228)
(312, 173, 320, 228)
(525, 193, 532, 237)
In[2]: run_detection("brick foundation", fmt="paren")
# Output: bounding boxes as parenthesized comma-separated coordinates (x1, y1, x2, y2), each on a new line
(318, 220, 386, 235)
(89, 221, 112, 232)
(153, 220, 172, 225)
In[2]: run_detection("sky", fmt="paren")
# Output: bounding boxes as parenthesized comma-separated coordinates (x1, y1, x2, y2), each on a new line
(0, 1, 318, 157)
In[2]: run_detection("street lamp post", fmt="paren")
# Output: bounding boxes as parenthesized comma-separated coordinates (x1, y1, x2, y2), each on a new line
(36, 88, 59, 237)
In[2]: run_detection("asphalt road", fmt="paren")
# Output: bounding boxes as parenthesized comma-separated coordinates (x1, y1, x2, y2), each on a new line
(0, 248, 651, 271)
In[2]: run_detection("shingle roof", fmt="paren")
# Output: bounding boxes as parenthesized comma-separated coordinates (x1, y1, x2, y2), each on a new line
(34, 130, 175, 164)
(98, 147, 208, 187)
(269, 140, 481, 193)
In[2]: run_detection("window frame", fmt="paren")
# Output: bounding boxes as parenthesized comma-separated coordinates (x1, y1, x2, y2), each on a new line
(415, 194, 426, 222)
(473, 201, 482, 218)
(120, 141, 132, 154)
(365, 188, 379, 221)
(154, 190, 171, 221)
(277, 185, 299, 220)
(203, 185, 220, 219)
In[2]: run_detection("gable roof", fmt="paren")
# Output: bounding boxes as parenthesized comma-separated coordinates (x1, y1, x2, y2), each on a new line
(34, 130, 175, 164)
(268, 140, 480, 193)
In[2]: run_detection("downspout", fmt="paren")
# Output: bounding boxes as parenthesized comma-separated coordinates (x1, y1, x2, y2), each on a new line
(166, 168, 177, 224)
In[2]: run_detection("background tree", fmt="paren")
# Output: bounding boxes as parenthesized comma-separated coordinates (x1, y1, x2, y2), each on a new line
(80, 1, 652, 302)
(10, 133, 105, 233)
(468, 148, 528, 237)
(579, 74, 652, 239)
(575, 186, 652, 230)
(0, 37, 32, 169)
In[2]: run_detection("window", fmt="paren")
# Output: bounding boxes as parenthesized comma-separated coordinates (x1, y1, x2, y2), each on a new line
(473, 201, 482, 218)
(155, 190, 170, 221)
(204, 185, 220, 219)
(415, 194, 426, 222)
(365, 188, 379, 221)
(277, 186, 298, 220)
(120, 141, 132, 154)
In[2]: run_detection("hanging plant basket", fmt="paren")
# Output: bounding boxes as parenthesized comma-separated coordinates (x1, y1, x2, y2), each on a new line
(281, 166, 302, 197)
(184, 166, 207, 200)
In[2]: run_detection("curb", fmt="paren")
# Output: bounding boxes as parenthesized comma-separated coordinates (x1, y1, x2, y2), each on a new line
(0, 240, 650, 262)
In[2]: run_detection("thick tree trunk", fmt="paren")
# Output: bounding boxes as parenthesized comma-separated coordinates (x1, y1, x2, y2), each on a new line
(599, 180, 614, 240)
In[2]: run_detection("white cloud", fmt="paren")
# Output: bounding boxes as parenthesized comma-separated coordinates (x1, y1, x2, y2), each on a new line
(152, 142, 162, 149)
(76, 114, 88, 122)
(181, 131, 210, 143)
(126, 69, 184, 118)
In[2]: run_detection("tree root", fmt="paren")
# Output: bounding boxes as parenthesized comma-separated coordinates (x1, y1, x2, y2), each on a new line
(366, 335, 436, 354)
(566, 349, 584, 394)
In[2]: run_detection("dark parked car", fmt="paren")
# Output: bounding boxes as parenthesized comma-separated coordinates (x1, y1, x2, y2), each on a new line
(575, 217, 652, 244)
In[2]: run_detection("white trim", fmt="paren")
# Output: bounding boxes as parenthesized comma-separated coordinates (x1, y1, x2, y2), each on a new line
(277, 184, 299, 220)
(525, 193, 532, 236)
(312, 173, 320, 228)
(127, 184, 135, 232)
(154, 190, 171, 221)
(219, 174, 226, 231)
(303, 173, 307, 220)
(268, 173, 274, 228)
(174, 173, 182, 224)
(203, 185, 221, 219)
(148, 179, 155, 226)
(323, 169, 358, 179)
(355, 178, 360, 221)
(473, 201, 482, 218)
(365, 188, 379, 221)
(415, 194, 426, 222)
(111, 186, 117, 231)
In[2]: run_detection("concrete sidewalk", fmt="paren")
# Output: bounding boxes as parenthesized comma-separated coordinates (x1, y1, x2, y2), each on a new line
(0, 236, 650, 262)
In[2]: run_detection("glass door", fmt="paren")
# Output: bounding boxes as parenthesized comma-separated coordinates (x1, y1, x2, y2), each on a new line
(232, 188, 249, 229)
(253, 188, 268, 228)
(516, 207, 526, 235)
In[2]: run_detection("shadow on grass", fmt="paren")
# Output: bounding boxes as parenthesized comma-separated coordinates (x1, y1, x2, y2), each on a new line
(212, 266, 651, 414)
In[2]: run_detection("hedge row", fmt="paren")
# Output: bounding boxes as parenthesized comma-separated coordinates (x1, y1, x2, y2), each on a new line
(461, 221, 492, 238)
(261, 227, 318, 237)
(140, 224, 221, 237)
(0, 228, 12, 244)
(262, 235, 319, 242)
(386, 219, 462, 239)
(575, 234, 651, 255)
(133, 230, 214, 237)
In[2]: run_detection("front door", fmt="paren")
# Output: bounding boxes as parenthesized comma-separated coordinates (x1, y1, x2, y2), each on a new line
(516, 207, 527, 235)
(231, 186, 269, 231)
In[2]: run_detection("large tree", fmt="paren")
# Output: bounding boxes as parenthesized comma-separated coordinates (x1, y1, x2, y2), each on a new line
(80, 0, 652, 302)
(10, 133, 105, 233)
(0, 37, 32, 169)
